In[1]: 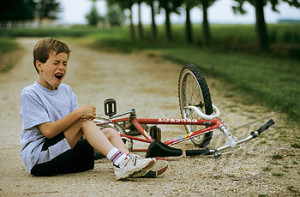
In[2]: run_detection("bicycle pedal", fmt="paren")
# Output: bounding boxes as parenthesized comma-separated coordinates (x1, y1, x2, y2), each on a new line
(104, 98, 117, 117)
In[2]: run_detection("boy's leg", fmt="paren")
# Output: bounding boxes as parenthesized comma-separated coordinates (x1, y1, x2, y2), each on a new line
(99, 127, 168, 178)
(64, 120, 156, 180)
(64, 120, 116, 156)
(31, 132, 94, 176)
(63, 121, 84, 148)
(101, 127, 129, 154)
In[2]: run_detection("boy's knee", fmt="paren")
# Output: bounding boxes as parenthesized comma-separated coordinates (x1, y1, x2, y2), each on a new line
(102, 128, 119, 138)
(81, 120, 95, 128)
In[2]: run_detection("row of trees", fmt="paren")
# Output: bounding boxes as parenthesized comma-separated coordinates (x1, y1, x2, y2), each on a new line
(86, 0, 124, 27)
(0, 0, 60, 26)
(106, 0, 299, 50)
(1, 0, 299, 50)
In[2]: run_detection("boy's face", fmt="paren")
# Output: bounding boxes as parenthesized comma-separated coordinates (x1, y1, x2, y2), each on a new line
(36, 51, 68, 90)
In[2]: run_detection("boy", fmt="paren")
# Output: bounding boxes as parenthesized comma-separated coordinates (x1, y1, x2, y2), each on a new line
(19, 38, 168, 180)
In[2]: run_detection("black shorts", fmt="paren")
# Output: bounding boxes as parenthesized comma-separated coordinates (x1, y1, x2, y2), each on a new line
(31, 133, 94, 176)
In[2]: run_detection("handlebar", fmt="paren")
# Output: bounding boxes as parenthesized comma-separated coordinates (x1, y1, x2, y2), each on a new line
(186, 119, 275, 157)
(257, 119, 275, 134)
(251, 119, 275, 138)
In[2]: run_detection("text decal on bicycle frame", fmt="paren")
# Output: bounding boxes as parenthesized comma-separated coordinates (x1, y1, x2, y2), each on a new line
(158, 119, 198, 123)
(137, 118, 217, 126)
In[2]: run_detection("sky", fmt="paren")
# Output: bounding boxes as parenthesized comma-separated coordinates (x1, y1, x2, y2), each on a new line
(57, 0, 300, 25)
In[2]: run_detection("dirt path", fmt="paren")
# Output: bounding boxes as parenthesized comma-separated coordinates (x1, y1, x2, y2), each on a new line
(0, 38, 298, 196)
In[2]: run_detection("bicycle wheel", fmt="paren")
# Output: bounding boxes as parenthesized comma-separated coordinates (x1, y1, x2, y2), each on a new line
(178, 64, 213, 147)
(94, 117, 125, 134)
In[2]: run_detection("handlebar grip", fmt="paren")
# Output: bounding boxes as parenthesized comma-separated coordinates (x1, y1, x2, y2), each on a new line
(256, 119, 275, 134)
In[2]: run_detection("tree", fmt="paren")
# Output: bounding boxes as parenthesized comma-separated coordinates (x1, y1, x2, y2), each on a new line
(184, 0, 199, 44)
(145, 0, 158, 42)
(137, 0, 145, 41)
(158, 0, 183, 42)
(107, 4, 124, 26)
(198, 0, 217, 46)
(86, 1, 102, 26)
(107, 0, 136, 40)
(0, 0, 36, 27)
(232, 0, 300, 50)
(35, 0, 61, 26)
(183, 0, 216, 45)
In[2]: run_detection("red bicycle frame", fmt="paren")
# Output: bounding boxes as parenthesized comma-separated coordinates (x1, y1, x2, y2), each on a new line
(96, 116, 224, 152)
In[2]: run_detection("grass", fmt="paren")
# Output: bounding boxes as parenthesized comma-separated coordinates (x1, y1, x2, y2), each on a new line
(88, 27, 300, 121)
(287, 185, 298, 193)
(0, 62, 15, 73)
(161, 47, 299, 121)
(291, 143, 300, 148)
(271, 154, 283, 160)
(0, 25, 105, 38)
(1, 24, 299, 121)
(0, 37, 19, 53)
(0, 37, 20, 73)
(272, 172, 283, 177)
(262, 167, 271, 171)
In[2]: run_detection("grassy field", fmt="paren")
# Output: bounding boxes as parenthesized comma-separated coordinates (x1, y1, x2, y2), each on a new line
(1, 24, 299, 121)
(86, 24, 300, 121)
(0, 26, 122, 38)
(0, 37, 19, 53)
(90, 38, 299, 121)
(0, 37, 20, 73)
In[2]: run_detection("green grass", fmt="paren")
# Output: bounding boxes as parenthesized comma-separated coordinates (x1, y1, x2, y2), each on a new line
(88, 23, 300, 121)
(89, 31, 300, 121)
(0, 26, 115, 38)
(272, 172, 283, 177)
(164, 48, 299, 120)
(0, 37, 19, 53)
(0, 37, 20, 73)
(1, 24, 299, 121)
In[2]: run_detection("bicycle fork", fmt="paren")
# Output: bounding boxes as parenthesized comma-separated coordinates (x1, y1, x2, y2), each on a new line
(219, 124, 237, 148)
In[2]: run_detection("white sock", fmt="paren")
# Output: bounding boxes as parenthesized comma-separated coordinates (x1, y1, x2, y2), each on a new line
(107, 147, 126, 166)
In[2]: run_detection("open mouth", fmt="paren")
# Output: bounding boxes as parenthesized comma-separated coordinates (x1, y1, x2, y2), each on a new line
(55, 73, 64, 80)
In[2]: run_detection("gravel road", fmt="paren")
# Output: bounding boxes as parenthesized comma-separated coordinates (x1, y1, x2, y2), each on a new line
(0, 38, 298, 196)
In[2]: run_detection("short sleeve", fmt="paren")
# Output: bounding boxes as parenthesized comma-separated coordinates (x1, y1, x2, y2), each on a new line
(20, 88, 50, 129)
(70, 88, 78, 112)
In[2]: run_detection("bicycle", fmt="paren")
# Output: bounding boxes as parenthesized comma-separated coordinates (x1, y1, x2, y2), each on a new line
(94, 64, 275, 158)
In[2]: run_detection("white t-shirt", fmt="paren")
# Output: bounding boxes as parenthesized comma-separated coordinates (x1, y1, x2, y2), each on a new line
(20, 81, 78, 172)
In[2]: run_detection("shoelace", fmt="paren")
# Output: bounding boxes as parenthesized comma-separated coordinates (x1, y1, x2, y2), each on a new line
(129, 154, 137, 166)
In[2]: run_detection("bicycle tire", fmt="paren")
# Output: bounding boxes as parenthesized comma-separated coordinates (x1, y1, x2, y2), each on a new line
(178, 64, 213, 147)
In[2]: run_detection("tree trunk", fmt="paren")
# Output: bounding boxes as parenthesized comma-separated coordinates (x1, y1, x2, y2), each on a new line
(185, 4, 193, 44)
(129, 6, 136, 41)
(138, 2, 144, 41)
(38, 16, 43, 27)
(165, 5, 172, 42)
(150, 0, 157, 42)
(254, 0, 269, 50)
(202, 1, 210, 46)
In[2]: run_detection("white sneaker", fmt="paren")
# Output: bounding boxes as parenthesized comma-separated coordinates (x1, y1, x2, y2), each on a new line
(132, 157, 168, 178)
(114, 153, 156, 180)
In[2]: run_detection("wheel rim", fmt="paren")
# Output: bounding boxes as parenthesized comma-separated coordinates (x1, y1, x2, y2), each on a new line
(180, 70, 207, 144)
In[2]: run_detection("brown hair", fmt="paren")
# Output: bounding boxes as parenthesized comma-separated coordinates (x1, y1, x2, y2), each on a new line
(33, 38, 71, 73)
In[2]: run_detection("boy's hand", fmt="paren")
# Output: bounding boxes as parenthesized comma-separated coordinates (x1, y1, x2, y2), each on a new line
(78, 105, 96, 120)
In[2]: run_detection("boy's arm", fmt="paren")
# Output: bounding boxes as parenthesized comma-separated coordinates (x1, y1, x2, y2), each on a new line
(38, 105, 96, 139)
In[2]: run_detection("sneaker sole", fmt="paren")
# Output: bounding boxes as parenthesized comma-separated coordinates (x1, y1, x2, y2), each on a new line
(132, 157, 168, 178)
(116, 159, 156, 180)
